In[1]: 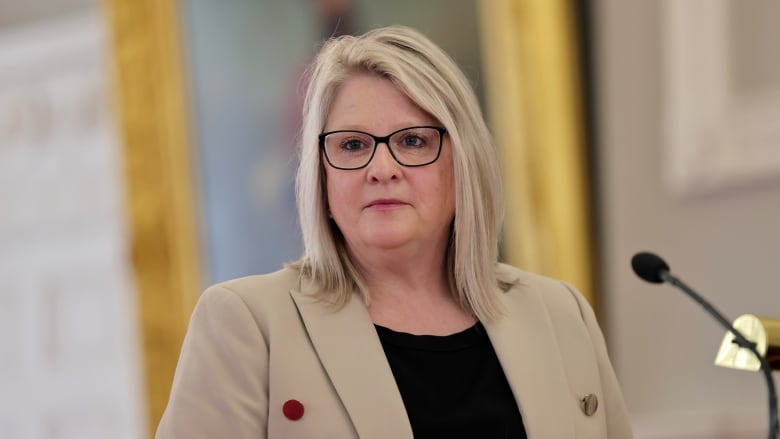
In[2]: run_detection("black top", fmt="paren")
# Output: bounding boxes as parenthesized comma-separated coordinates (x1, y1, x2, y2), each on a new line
(375, 322, 528, 439)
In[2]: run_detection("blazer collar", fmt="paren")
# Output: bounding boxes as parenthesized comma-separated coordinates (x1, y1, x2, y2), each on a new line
(290, 279, 414, 439)
(483, 267, 575, 438)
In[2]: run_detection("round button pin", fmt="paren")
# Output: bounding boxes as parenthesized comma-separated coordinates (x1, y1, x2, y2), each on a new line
(283, 399, 304, 420)
(580, 394, 598, 416)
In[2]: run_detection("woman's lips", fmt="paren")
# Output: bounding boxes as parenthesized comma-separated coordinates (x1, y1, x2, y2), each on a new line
(366, 199, 408, 210)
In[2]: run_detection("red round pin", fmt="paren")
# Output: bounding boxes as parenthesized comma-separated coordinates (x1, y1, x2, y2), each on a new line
(282, 399, 304, 420)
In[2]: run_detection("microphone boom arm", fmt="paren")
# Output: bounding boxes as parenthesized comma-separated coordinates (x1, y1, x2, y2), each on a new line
(659, 270, 779, 439)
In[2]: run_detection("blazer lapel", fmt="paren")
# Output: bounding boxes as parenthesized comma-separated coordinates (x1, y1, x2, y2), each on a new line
(290, 282, 413, 439)
(483, 272, 575, 438)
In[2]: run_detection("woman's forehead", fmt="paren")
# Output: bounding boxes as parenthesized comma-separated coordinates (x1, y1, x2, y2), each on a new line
(325, 74, 439, 131)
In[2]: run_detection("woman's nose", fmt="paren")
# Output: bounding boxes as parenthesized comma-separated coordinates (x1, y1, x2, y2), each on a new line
(366, 142, 401, 181)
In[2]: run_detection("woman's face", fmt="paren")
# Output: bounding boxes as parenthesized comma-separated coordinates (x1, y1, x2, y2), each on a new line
(323, 73, 455, 258)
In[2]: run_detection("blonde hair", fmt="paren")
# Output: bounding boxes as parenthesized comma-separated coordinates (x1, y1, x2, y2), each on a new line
(292, 26, 505, 320)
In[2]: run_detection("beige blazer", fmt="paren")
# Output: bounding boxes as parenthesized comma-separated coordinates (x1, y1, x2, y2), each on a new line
(156, 264, 633, 438)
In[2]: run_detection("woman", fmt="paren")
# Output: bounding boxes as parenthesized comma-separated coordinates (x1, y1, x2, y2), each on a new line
(157, 26, 633, 438)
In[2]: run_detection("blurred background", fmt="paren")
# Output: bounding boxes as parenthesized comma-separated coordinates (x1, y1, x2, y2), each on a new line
(1, 0, 778, 438)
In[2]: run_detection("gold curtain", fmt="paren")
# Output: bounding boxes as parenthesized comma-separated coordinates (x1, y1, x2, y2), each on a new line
(478, 0, 596, 305)
(102, 0, 201, 435)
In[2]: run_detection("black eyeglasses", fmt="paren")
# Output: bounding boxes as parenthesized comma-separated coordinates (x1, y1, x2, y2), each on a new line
(319, 125, 447, 170)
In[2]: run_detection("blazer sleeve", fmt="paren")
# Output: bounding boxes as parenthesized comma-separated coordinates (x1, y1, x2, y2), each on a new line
(156, 285, 269, 439)
(565, 282, 634, 438)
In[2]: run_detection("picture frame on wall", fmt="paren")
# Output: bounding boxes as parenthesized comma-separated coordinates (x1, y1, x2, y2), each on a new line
(662, 0, 780, 197)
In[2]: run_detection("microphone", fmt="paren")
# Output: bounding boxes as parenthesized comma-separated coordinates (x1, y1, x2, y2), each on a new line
(631, 251, 779, 439)
(631, 252, 668, 283)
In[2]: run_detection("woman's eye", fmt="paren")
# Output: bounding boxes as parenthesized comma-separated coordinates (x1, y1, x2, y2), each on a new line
(342, 139, 368, 151)
(401, 135, 425, 147)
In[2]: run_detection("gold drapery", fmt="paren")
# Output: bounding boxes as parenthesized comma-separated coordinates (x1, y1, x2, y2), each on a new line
(102, 0, 201, 434)
(479, 0, 596, 305)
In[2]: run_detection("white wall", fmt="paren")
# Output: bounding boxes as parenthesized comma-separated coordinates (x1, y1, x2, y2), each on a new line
(0, 0, 93, 28)
(0, 5, 147, 439)
(595, 0, 780, 437)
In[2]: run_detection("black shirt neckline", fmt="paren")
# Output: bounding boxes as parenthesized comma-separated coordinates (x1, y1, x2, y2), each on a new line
(373, 322, 486, 352)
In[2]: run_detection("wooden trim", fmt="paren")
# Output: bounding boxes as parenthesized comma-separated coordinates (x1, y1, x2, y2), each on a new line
(479, 0, 596, 304)
(102, 0, 201, 433)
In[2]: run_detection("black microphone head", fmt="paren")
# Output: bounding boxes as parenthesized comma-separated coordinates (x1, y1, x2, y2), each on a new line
(631, 252, 670, 283)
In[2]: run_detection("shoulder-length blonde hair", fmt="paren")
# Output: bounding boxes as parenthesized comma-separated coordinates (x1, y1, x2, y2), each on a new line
(292, 26, 505, 320)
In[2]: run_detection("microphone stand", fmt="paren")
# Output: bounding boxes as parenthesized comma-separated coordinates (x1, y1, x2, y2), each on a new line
(661, 270, 779, 439)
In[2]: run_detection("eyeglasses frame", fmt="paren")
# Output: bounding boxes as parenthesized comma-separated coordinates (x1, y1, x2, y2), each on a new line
(318, 125, 447, 170)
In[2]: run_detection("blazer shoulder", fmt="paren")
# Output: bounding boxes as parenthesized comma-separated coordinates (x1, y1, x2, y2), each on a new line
(197, 266, 303, 324)
(495, 262, 587, 315)
(495, 262, 571, 291)
(210, 266, 300, 298)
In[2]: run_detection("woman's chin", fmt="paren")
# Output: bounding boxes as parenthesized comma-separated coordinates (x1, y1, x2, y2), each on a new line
(358, 228, 416, 250)
(364, 236, 411, 250)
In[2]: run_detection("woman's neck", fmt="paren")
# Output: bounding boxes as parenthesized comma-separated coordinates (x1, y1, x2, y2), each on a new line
(349, 247, 476, 335)
(349, 240, 450, 300)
